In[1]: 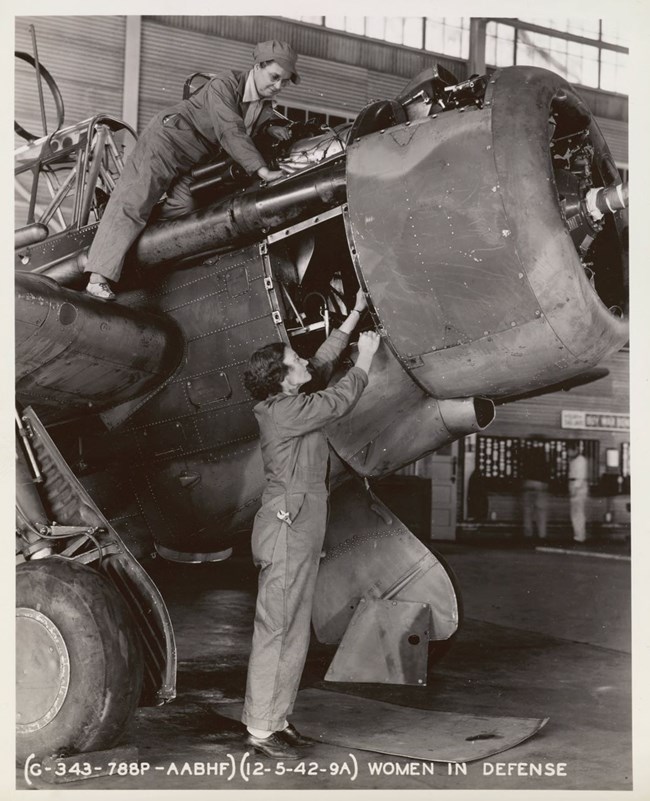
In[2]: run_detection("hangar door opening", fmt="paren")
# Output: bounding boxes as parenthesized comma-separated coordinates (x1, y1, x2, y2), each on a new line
(397, 443, 459, 541)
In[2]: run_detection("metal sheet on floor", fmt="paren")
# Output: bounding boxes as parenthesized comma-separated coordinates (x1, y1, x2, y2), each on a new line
(220, 688, 549, 763)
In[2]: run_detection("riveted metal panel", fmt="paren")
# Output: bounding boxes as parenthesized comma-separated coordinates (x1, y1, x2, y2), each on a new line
(135, 418, 195, 459)
(185, 370, 232, 407)
(226, 265, 251, 296)
(112, 243, 279, 450)
(161, 272, 233, 342)
(345, 67, 628, 400)
(346, 107, 540, 358)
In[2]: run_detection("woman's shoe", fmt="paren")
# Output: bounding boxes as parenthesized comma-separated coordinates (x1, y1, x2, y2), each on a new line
(244, 732, 300, 760)
(277, 724, 313, 746)
(86, 281, 116, 301)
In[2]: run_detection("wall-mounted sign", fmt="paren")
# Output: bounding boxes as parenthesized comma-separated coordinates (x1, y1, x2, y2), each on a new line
(561, 410, 630, 431)
(606, 448, 620, 468)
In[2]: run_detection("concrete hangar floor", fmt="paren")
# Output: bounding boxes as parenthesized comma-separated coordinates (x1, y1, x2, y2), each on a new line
(18, 534, 631, 793)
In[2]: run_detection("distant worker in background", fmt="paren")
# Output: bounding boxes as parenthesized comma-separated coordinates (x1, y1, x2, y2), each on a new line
(466, 469, 489, 522)
(568, 442, 589, 543)
(84, 40, 298, 300)
(241, 290, 379, 759)
(520, 437, 551, 541)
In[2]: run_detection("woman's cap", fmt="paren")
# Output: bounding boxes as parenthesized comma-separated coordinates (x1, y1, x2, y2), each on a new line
(253, 40, 300, 84)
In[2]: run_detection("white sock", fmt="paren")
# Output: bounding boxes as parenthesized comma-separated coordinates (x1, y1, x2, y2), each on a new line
(247, 727, 273, 739)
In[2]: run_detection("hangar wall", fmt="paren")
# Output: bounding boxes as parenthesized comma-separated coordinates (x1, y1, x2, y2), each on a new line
(14, 15, 628, 166)
(15, 16, 126, 143)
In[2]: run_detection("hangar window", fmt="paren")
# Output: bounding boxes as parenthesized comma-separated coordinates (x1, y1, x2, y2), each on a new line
(424, 18, 470, 58)
(599, 48, 629, 93)
(322, 16, 431, 51)
(489, 19, 629, 93)
(485, 22, 515, 67)
(285, 15, 628, 94)
(274, 104, 355, 128)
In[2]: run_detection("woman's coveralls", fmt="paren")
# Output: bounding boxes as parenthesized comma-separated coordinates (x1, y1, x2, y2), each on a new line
(84, 69, 276, 283)
(242, 329, 369, 731)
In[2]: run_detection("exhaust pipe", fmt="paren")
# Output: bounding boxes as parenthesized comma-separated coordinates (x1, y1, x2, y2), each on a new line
(135, 157, 347, 267)
(334, 395, 495, 478)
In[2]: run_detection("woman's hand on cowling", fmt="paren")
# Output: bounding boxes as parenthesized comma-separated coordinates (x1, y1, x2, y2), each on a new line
(357, 331, 380, 356)
(353, 288, 368, 313)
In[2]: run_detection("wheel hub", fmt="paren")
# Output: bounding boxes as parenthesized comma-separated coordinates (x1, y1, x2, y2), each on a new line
(16, 607, 70, 733)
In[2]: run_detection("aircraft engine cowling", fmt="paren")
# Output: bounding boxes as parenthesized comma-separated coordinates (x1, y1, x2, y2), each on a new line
(344, 66, 629, 400)
(325, 344, 494, 477)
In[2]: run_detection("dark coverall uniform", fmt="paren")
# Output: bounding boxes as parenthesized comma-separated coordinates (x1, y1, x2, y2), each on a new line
(85, 69, 276, 283)
(242, 329, 369, 731)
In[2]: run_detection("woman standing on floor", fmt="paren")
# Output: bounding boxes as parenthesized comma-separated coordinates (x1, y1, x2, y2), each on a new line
(241, 290, 379, 758)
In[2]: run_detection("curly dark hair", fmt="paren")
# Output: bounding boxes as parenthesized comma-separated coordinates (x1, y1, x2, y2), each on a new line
(244, 342, 290, 401)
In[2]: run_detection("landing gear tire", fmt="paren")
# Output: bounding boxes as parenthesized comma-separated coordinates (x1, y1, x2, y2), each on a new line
(16, 557, 144, 764)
